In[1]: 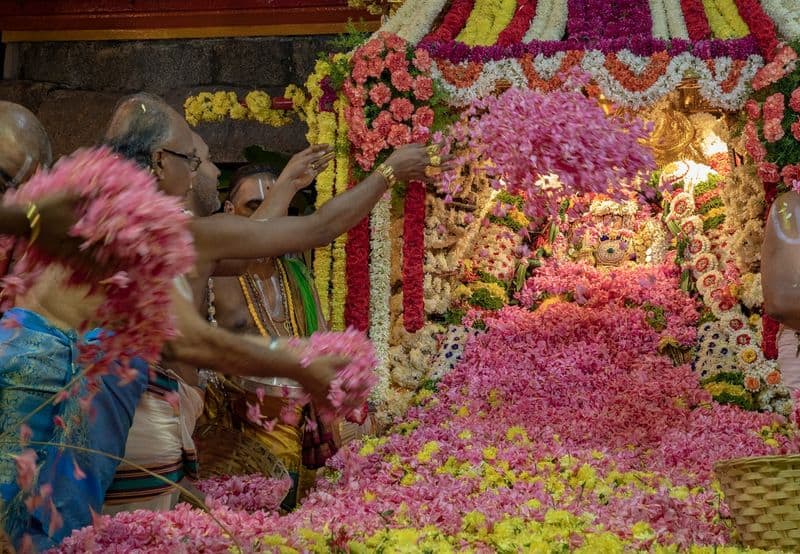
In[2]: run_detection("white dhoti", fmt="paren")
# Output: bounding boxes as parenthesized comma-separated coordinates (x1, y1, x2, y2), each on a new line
(103, 370, 203, 514)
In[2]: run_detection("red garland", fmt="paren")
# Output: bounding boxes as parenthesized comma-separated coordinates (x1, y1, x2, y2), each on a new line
(402, 180, 426, 332)
(496, 0, 538, 47)
(731, 0, 779, 60)
(422, 0, 475, 44)
(761, 187, 780, 359)
(344, 174, 371, 332)
(680, 0, 711, 41)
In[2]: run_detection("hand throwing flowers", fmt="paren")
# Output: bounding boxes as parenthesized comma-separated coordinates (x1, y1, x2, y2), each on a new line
(0, 147, 195, 377)
(435, 86, 656, 222)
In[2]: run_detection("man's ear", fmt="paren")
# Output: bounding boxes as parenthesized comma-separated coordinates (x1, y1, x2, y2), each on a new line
(150, 150, 165, 178)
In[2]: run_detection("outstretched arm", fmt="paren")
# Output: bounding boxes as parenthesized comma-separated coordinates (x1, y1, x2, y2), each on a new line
(164, 287, 344, 406)
(193, 144, 432, 264)
(762, 192, 800, 330)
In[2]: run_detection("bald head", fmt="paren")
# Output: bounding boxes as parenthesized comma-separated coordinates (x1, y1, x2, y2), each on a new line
(0, 101, 52, 190)
(104, 93, 197, 198)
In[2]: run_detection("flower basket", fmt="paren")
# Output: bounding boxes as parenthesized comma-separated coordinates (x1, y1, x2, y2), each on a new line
(193, 423, 289, 482)
(715, 454, 800, 550)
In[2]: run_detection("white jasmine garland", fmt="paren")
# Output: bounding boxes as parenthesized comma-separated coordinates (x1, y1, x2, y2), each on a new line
(617, 49, 657, 76)
(773, 0, 800, 38)
(368, 194, 392, 403)
(370, 0, 448, 45)
(542, 0, 569, 41)
(664, 0, 689, 38)
(533, 52, 568, 80)
(649, 0, 670, 39)
(695, 55, 764, 112)
(524, 0, 554, 41)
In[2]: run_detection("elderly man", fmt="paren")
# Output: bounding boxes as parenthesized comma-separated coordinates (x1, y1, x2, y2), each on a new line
(0, 102, 105, 285)
(0, 98, 346, 550)
(100, 93, 434, 513)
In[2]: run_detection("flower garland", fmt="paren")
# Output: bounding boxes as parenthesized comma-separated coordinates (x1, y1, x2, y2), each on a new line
(344, 32, 439, 172)
(368, 193, 392, 402)
(376, 0, 449, 45)
(183, 91, 293, 127)
(436, 86, 655, 221)
(650, 0, 671, 39)
(524, 0, 569, 41)
(420, 0, 475, 44)
(681, 0, 712, 39)
(743, 42, 800, 193)
(1, 148, 195, 378)
(664, 0, 690, 38)
(311, 111, 338, 321)
(702, 0, 748, 39)
(329, 99, 350, 332)
(664, 177, 790, 413)
(759, 0, 800, 40)
(402, 181, 426, 332)
(731, 0, 778, 61)
(456, 0, 517, 47)
(496, 0, 538, 46)
(430, 50, 762, 110)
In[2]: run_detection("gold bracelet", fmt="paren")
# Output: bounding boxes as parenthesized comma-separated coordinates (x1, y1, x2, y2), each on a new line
(25, 202, 41, 245)
(375, 163, 397, 188)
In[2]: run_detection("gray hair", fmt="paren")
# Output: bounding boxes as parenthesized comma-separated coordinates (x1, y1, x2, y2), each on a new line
(104, 93, 171, 169)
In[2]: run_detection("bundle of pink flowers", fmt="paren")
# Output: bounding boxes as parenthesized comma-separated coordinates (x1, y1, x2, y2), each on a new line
(54, 265, 797, 551)
(436, 86, 655, 221)
(195, 474, 292, 512)
(0, 147, 195, 377)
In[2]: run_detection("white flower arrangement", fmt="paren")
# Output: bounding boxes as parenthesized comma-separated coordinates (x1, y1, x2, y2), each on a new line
(368, 194, 393, 403)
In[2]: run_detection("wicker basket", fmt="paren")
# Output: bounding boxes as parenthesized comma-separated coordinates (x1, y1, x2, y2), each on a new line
(193, 423, 289, 481)
(715, 454, 800, 551)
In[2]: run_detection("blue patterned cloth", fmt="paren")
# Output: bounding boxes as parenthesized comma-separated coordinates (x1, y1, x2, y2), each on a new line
(0, 308, 147, 551)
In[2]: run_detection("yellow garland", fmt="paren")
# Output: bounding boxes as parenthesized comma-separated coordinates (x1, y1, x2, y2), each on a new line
(712, 0, 749, 37)
(312, 111, 338, 321)
(456, 0, 517, 46)
(183, 91, 292, 127)
(330, 97, 350, 331)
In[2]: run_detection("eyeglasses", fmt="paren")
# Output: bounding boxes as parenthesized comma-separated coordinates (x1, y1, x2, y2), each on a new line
(161, 148, 202, 172)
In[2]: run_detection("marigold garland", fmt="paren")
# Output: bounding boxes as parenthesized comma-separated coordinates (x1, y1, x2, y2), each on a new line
(183, 91, 293, 127)
(456, 0, 517, 47)
(311, 112, 338, 321)
(330, 98, 351, 331)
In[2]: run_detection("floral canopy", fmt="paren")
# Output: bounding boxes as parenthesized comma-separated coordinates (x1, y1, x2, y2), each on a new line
(376, 0, 800, 109)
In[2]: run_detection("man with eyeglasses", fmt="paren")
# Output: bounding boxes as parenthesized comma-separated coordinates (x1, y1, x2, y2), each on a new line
(95, 92, 437, 515)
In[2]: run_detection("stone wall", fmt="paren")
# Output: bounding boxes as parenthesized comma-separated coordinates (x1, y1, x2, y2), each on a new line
(0, 36, 339, 161)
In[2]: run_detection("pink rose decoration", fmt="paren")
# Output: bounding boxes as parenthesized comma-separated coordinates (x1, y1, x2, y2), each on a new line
(412, 49, 432, 72)
(389, 97, 414, 122)
(390, 70, 414, 92)
(412, 106, 435, 129)
(791, 87, 800, 112)
(412, 76, 434, 102)
(744, 99, 760, 120)
(792, 120, 800, 141)
(763, 119, 785, 142)
(387, 124, 412, 147)
(368, 83, 392, 107)
(385, 51, 408, 74)
(758, 161, 781, 183)
(763, 92, 785, 121)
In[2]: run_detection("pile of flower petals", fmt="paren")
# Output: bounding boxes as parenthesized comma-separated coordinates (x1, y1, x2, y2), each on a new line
(1, 147, 195, 376)
(518, 260, 701, 346)
(288, 328, 378, 424)
(195, 474, 292, 512)
(436, 87, 656, 221)
(54, 266, 796, 552)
